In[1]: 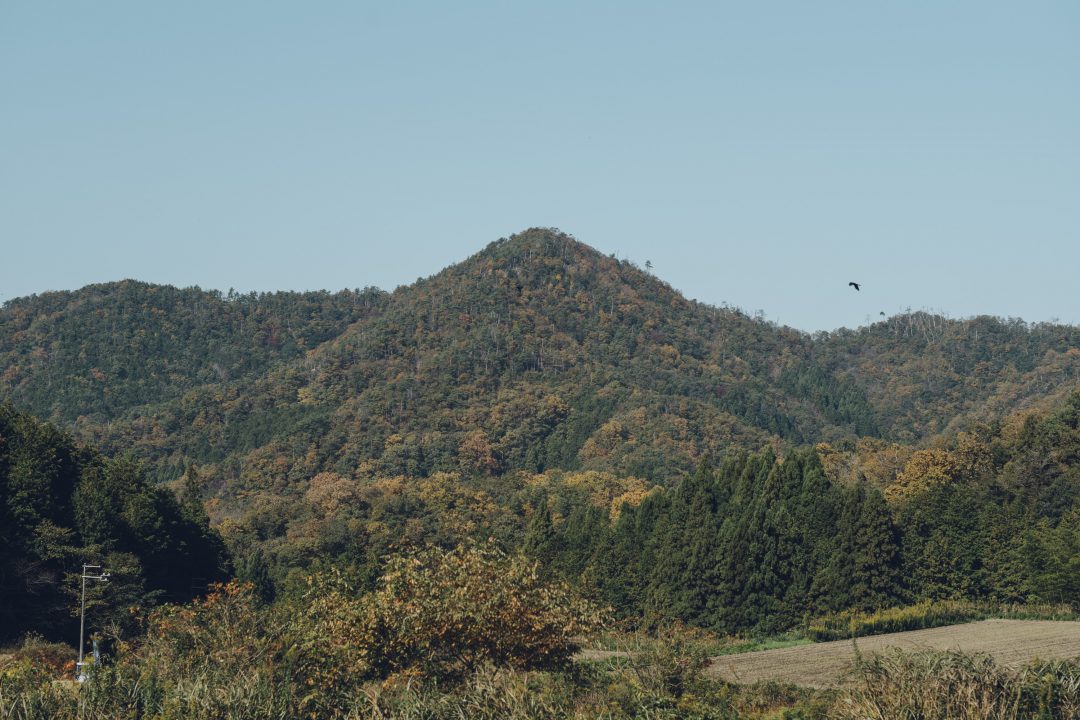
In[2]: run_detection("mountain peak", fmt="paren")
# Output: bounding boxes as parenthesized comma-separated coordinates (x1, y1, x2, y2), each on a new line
(448, 227, 665, 304)
(473, 227, 607, 267)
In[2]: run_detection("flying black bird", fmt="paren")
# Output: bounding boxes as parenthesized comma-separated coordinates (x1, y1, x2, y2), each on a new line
(848, 282, 861, 291)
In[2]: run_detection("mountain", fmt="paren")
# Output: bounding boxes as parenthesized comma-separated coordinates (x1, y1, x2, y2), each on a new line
(2, 229, 1078, 502)
(798, 308, 1080, 442)
(4, 227, 1080, 640)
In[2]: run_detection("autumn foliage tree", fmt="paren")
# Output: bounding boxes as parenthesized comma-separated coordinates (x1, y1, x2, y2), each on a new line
(458, 430, 500, 475)
(354, 543, 605, 681)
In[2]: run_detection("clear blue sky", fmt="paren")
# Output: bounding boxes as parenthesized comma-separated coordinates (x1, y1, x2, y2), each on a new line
(2, 1, 1077, 331)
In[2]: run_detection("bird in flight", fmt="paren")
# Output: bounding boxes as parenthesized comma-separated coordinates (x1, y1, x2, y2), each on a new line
(849, 282, 861, 291)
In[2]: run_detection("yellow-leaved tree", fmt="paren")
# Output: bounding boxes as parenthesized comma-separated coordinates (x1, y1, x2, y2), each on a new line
(351, 543, 606, 682)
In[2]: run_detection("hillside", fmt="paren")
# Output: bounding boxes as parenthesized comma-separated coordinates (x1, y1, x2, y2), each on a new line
(813, 314, 1080, 441)
(2, 229, 1078, 499)
(0, 282, 384, 427)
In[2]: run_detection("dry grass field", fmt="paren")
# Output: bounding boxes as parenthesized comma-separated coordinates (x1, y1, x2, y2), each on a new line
(708, 620, 1080, 688)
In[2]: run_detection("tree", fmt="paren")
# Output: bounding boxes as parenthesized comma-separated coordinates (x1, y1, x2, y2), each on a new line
(816, 484, 902, 612)
(523, 496, 561, 571)
(236, 549, 276, 604)
(351, 544, 605, 680)
(458, 430, 500, 476)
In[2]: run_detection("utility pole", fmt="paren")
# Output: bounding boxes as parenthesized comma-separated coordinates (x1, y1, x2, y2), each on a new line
(77, 564, 110, 682)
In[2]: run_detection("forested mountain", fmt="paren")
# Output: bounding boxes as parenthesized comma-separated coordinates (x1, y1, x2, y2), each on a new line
(3, 227, 1080, 641)
(3, 229, 1077, 502)
(0, 282, 384, 427)
(811, 313, 1080, 441)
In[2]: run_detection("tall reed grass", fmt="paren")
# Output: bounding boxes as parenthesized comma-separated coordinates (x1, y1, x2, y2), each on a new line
(835, 649, 1080, 720)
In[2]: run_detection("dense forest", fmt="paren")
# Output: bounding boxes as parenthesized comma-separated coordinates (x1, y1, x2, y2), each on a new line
(2, 227, 1080, 642)
(0, 405, 228, 644)
(553, 389, 1080, 634)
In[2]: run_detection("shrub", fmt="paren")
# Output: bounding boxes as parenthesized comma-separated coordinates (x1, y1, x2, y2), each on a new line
(0, 635, 75, 677)
(76, 545, 604, 717)
(0, 546, 607, 718)
(282, 570, 373, 716)
(141, 580, 273, 676)
(1022, 660, 1080, 719)
(616, 623, 713, 699)
(359, 664, 573, 719)
(835, 649, 1022, 720)
(0, 661, 77, 720)
(354, 543, 606, 682)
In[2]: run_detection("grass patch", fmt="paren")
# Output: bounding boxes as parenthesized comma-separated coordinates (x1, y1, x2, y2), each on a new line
(589, 624, 811, 658)
(713, 636, 812, 656)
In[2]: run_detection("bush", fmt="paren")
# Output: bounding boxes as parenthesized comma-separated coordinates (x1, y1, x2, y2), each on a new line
(354, 543, 606, 681)
(835, 649, 1021, 720)
(140, 580, 272, 677)
(0, 635, 75, 677)
(0, 661, 77, 720)
(359, 664, 574, 719)
(1023, 660, 1080, 718)
(128, 546, 607, 716)
(615, 623, 713, 699)
(0, 545, 606, 719)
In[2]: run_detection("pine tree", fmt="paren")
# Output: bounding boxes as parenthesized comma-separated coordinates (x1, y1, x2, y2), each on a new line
(179, 463, 208, 525)
(560, 504, 607, 579)
(237, 549, 276, 604)
(851, 484, 902, 608)
(816, 484, 902, 613)
(523, 496, 561, 573)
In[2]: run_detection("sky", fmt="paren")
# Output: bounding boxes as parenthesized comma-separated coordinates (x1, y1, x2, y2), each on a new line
(1, 1, 1077, 332)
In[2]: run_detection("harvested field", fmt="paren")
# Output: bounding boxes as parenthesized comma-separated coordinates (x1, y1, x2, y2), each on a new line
(708, 619, 1080, 688)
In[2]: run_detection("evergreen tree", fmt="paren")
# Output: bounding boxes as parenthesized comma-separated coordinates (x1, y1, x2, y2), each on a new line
(523, 496, 561, 573)
(179, 463, 208, 525)
(815, 484, 902, 612)
(850, 484, 902, 608)
(0, 408, 232, 642)
(236, 549, 276, 604)
(559, 504, 608, 579)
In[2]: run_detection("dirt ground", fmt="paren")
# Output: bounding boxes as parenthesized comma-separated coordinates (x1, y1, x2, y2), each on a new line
(707, 620, 1080, 688)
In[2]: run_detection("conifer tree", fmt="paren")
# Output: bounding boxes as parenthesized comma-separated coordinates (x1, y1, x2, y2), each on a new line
(560, 504, 608, 579)
(523, 496, 561, 573)
(851, 484, 902, 608)
(237, 548, 276, 604)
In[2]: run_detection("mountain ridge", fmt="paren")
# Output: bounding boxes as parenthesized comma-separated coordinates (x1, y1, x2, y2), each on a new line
(2, 228, 1078, 501)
